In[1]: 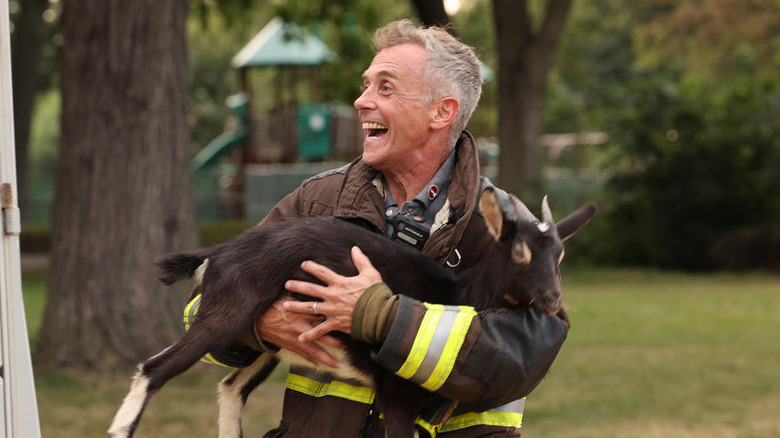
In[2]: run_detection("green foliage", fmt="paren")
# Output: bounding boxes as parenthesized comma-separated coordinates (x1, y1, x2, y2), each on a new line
(633, 0, 780, 82)
(274, 0, 413, 104)
(544, 0, 641, 133)
(452, 0, 498, 138)
(28, 88, 60, 175)
(187, 4, 275, 154)
(594, 73, 780, 270)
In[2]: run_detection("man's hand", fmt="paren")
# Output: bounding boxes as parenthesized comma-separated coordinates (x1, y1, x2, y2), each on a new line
(284, 246, 383, 341)
(256, 297, 343, 368)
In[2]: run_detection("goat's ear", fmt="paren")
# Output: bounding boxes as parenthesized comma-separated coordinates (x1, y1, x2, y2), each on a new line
(556, 203, 597, 241)
(479, 187, 503, 242)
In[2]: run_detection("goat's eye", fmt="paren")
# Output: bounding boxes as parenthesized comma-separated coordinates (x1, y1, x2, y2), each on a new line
(512, 241, 532, 265)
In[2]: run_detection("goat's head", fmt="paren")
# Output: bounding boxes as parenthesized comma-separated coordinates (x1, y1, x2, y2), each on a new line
(479, 187, 597, 315)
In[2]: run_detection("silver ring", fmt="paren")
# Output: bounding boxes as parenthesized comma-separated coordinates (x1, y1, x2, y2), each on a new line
(312, 301, 318, 314)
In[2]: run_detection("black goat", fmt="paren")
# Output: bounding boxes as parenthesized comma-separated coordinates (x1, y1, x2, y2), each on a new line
(108, 188, 596, 438)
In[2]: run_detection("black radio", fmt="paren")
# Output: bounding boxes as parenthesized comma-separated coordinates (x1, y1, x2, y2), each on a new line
(389, 214, 430, 250)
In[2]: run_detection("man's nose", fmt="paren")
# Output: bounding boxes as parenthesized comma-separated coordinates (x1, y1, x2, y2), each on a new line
(354, 88, 374, 110)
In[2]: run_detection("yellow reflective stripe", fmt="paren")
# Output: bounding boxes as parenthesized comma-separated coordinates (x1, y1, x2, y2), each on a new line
(440, 411, 523, 431)
(286, 372, 376, 404)
(414, 417, 440, 437)
(421, 306, 476, 391)
(183, 294, 202, 331)
(200, 353, 230, 367)
(395, 304, 477, 391)
(440, 398, 525, 432)
(396, 304, 445, 379)
(182, 294, 232, 368)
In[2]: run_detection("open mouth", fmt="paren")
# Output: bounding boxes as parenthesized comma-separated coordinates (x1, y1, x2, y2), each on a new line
(363, 122, 388, 139)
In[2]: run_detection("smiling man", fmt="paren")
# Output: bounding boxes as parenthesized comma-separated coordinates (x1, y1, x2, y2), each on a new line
(229, 19, 570, 438)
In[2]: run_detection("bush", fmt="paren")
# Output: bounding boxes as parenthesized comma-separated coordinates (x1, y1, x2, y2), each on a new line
(593, 75, 780, 270)
(19, 221, 257, 254)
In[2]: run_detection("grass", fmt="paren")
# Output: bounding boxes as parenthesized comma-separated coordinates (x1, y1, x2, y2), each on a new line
(23, 267, 780, 437)
(524, 268, 780, 437)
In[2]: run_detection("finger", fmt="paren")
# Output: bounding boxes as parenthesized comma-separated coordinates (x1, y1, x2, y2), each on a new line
(299, 321, 338, 343)
(351, 246, 383, 282)
(299, 260, 343, 285)
(298, 342, 340, 368)
(282, 299, 326, 316)
(317, 334, 345, 350)
(350, 246, 374, 273)
(285, 279, 326, 299)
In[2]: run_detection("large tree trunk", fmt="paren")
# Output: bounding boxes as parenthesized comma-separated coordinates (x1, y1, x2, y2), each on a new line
(35, 0, 198, 371)
(10, 0, 47, 218)
(492, 0, 572, 201)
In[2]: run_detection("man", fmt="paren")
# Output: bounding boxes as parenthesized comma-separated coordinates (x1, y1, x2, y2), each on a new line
(242, 19, 569, 437)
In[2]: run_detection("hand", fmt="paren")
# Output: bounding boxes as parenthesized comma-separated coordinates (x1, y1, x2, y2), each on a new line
(256, 296, 343, 368)
(283, 246, 383, 341)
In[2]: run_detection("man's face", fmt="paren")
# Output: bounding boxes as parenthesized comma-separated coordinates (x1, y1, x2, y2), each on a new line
(354, 44, 435, 172)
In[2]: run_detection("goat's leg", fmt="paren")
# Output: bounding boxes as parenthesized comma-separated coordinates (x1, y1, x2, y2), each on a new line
(108, 346, 181, 438)
(375, 376, 436, 438)
(108, 312, 249, 438)
(217, 354, 280, 438)
(108, 365, 156, 438)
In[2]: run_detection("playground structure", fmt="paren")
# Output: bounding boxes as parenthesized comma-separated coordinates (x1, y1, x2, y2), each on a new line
(193, 18, 363, 219)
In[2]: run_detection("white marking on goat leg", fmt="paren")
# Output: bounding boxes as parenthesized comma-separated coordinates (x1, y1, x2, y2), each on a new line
(218, 370, 245, 438)
(108, 369, 150, 438)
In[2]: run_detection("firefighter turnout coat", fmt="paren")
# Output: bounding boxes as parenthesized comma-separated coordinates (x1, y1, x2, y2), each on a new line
(259, 131, 569, 438)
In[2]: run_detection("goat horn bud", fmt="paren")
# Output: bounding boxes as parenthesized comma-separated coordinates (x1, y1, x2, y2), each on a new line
(511, 195, 539, 224)
(541, 195, 554, 225)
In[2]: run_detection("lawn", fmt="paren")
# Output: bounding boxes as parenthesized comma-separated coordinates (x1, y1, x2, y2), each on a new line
(24, 267, 780, 437)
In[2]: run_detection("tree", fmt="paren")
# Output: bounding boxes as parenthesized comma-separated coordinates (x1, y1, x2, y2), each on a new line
(634, 0, 780, 81)
(34, 0, 198, 371)
(492, 0, 573, 201)
(410, 0, 451, 28)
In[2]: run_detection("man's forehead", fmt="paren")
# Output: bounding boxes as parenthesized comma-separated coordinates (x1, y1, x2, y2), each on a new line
(363, 44, 427, 79)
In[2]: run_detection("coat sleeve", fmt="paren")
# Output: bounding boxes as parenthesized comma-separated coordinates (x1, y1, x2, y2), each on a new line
(372, 295, 568, 411)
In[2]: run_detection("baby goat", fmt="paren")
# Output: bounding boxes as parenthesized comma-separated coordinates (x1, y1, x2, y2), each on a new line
(109, 187, 596, 438)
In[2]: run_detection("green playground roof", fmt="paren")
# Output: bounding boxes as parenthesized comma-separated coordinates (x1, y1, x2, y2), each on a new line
(232, 17, 336, 68)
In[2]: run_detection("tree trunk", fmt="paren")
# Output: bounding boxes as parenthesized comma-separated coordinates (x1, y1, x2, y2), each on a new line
(35, 0, 198, 371)
(10, 0, 47, 218)
(492, 0, 572, 201)
(410, 0, 452, 29)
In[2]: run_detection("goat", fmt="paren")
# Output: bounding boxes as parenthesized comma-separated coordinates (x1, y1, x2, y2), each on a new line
(108, 187, 596, 438)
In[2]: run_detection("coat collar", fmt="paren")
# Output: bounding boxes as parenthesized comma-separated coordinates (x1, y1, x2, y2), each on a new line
(334, 131, 482, 263)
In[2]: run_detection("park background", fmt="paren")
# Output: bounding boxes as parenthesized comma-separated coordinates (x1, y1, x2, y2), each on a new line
(8, 0, 780, 436)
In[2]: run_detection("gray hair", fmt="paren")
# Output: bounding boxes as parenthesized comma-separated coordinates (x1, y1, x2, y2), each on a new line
(372, 20, 483, 147)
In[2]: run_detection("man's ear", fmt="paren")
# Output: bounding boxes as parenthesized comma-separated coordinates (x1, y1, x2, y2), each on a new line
(430, 97, 460, 131)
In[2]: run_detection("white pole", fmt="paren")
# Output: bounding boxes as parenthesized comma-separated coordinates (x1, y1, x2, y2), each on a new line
(0, 0, 44, 435)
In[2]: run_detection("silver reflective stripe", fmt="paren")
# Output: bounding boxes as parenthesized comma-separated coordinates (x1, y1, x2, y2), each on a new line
(490, 398, 525, 414)
(407, 306, 460, 385)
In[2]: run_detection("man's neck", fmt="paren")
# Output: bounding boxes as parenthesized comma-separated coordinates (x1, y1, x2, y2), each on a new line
(383, 171, 435, 204)
(382, 147, 453, 203)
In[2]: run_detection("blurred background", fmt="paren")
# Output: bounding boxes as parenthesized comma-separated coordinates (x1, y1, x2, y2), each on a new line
(7, 0, 780, 436)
